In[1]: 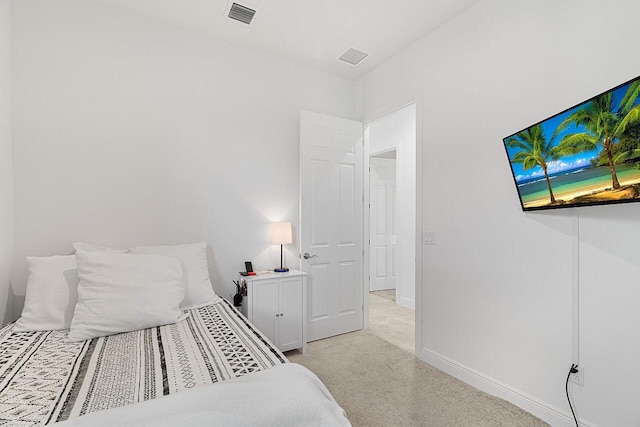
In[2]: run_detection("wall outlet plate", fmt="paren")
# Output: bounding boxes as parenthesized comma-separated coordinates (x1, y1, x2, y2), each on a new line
(423, 232, 435, 245)
(569, 364, 584, 386)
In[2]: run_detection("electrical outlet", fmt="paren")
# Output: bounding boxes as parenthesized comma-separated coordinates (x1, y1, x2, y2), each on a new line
(423, 232, 435, 245)
(569, 365, 584, 386)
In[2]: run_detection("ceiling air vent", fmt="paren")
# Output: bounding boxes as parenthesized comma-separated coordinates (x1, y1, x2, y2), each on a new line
(338, 48, 368, 66)
(228, 3, 256, 25)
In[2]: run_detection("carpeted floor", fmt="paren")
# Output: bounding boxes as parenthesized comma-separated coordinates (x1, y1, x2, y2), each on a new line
(368, 291, 414, 354)
(287, 309, 549, 426)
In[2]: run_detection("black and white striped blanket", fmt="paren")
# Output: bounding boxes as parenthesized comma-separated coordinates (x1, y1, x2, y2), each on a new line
(0, 300, 286, 426)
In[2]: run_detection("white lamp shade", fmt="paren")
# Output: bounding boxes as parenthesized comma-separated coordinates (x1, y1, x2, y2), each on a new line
(270, 222, 292, 245)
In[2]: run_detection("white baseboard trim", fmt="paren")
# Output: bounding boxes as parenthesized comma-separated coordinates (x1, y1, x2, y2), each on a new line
(369, 286, 391, 292)
(419, 347, 597, 427)
(397, 296, 415, 310)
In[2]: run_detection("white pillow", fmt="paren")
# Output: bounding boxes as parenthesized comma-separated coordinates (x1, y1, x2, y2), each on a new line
(14, 255, 79, 332)
(131, 242, 219, 309)
(67, 251, 187, 342)
(73, 242, 130, 253)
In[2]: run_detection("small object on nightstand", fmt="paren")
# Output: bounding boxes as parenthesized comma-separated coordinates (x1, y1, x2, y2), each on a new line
(232, 280, 243, 307)
(240, 261, 256, 276)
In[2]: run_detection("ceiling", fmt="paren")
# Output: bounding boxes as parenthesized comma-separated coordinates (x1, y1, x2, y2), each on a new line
(99, 0, 481, 80)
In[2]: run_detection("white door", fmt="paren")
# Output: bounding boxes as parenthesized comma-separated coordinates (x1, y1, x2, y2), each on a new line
(300, 110, 364, 341)
(370, 157, 397, 292)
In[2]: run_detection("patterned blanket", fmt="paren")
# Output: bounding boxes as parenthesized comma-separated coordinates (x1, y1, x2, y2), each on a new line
(0, 300, 286, 426)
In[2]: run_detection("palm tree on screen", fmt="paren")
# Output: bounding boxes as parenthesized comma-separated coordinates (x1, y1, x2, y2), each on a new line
(506, 124, 564, 204)
(555, 81, 640, 190)
(614, 82, 640, 165)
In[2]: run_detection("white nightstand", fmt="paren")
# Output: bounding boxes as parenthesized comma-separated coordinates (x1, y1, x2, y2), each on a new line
(239, 270, 307, 354)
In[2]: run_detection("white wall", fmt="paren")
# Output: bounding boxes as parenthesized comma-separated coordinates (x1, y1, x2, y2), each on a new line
(356, 0, 640, 426)
(367, 104, 416, 309)
(10, 0, 354, 315)
(0, 0, 14, 325)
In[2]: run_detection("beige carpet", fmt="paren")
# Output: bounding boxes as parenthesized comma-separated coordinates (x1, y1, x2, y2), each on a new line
(287, 330, 548, 426)
(368, 292, 414, 354)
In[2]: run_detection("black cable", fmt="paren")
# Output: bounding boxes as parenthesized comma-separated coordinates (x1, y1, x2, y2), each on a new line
(565, 364, 579, 427)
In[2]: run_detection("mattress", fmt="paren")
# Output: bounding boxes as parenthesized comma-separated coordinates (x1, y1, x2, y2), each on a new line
(0, 300, 286, 426)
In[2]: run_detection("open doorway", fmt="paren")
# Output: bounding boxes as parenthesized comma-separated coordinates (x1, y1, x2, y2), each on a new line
(366, 103, 416, 354)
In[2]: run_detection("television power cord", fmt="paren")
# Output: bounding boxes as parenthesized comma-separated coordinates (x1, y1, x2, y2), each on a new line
(565, 364, 580, 427)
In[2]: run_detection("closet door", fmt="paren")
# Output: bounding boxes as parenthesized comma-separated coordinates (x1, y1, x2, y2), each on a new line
(370, 157, 397, 292)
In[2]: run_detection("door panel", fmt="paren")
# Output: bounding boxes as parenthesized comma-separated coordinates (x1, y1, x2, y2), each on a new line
(337, 260, 356, 316)
(301, 110, 364, 341)
(375, 246, 387, 277)
(375, 185, 387, 236)
(310, 160, 330, 246)
(337, 163, 356, 244)
(309, 263, 330, 322)
(251, 279, 279, 345)
(278, 277, 303, 351)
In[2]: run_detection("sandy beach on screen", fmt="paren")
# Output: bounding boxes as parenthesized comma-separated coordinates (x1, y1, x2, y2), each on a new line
(524, 176, 640, 208)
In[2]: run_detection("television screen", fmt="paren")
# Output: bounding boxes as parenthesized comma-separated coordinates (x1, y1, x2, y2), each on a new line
(503, 75, 640, 211)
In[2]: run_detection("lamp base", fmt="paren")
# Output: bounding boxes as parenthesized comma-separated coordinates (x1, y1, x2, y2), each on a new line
(274, 267, 289, 273)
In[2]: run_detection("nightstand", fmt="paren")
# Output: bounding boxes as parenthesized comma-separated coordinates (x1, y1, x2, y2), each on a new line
(239, 270, 307, 353)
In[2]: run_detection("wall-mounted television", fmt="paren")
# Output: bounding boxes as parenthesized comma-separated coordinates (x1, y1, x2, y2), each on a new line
(503, 75, 640, 211)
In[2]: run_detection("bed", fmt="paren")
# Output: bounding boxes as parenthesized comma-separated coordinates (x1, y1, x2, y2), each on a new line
(3, 242, 349, 426)
(0, 300, 350, 426)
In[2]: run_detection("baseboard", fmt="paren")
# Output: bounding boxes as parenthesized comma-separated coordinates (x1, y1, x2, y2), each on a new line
(397, 296, 414, 310)
(419, 347, 598, 427)
(368, 286, 388, 292)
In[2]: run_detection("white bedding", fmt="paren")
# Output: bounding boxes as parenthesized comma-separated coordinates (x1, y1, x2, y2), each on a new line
(0, 301, 287, 425)
(0, 300, 350, 426)
(55, 363, 351, 427)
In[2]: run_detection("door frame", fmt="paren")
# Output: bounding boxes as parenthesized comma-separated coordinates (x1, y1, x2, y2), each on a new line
(362, 94, 422, 357)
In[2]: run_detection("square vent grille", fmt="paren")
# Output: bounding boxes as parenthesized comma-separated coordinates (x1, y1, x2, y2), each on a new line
(228, 3, 256, 24)
(338, 48, 368, 66)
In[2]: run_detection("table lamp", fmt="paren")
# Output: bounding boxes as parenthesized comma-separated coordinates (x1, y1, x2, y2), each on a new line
(271, 222, 292, 272)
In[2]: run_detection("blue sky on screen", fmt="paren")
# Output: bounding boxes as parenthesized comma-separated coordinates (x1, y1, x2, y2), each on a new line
(505, 84, 632, 183)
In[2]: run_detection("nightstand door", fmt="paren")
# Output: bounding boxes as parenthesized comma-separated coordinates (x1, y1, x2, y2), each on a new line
(277, 276, 303, 351)
(251, 279, 279, 345)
